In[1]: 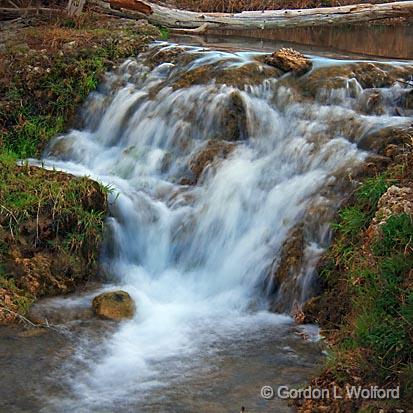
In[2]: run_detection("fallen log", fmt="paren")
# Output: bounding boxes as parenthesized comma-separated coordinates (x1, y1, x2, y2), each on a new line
(89, 0, 413, 31)
(0, 7, 62, 13)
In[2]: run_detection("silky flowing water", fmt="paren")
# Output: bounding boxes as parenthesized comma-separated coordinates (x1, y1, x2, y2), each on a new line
(3, 40, 413, 413)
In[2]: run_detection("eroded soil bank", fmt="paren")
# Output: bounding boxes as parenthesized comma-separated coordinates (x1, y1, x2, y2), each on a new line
(0, 13, 161, 323)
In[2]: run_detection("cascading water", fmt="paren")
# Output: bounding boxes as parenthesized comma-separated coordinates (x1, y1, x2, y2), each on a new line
(30, 42, 412, 412)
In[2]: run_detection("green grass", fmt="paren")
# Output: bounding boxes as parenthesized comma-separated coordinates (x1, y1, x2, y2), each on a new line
(332, 207, 368, 239)
(158, 26, 170, 40)
(0, 17, 160, 322)
(0, 151, 108, 321)
(356, 173, 392, 210)
(0, 153, 107, 258)
(316, 163, 413, 407)
(0, 18, 160, 159)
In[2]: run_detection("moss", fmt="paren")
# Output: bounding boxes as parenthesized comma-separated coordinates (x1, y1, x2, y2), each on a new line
(157, 26, 170, 40)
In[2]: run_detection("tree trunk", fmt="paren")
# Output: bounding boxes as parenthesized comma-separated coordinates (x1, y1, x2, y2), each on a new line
(89, 0, 413, 31)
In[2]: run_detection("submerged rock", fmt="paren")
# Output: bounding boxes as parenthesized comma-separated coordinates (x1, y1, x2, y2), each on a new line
(92, 291, 135, 320)
(263, 48, 312, 75)
(296, 62, 413, 103)
(220, 91, 248, 141)
(27, 299, 94, 325)
(169, 62, 280, 90)
(356, 89, 385, 115)
(189, 140, 236, 183)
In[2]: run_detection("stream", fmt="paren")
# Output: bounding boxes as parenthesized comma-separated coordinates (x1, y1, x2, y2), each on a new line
(1, 33, 413, 413)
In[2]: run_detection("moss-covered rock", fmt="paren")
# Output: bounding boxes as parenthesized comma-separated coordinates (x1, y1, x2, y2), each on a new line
(92, 291, 135, 320)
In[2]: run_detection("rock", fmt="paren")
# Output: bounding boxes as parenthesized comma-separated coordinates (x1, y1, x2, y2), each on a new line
(351, 62, 392, 89)
(367, 185, 413, 241)
(92, 291, 135, 320)
(264, 48, 312, 75)
(146, 46, 187, 69)
(301, 296, 321, 324)
(356, 89, 385, 115)
(268, 225, 305, 312)
(27, 299, 94, 325)
(402, 89, 413, 110)
(357, 126, 413, 154)
(169, 61, 280, 90)
(220, 91, 248, 141)
(189, 140, 236, 183)
(297, 65, 357, 98)
(353, 154, 392, 179)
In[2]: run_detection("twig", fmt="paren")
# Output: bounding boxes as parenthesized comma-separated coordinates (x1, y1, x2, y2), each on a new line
(6, 0, 19, 8)
(396, 79, 413, 87)
(0, 204, 19, 240)
(1, 307, 37, 327)
(1, 306, 65, 334)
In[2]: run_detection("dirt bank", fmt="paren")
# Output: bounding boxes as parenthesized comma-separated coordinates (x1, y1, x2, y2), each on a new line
(0, 13, 161, 324)
(295, 143, 413, 411)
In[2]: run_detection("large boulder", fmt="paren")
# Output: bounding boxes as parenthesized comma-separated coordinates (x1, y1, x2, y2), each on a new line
(264, 48, 312, 76)
(92, 291, 135, 321)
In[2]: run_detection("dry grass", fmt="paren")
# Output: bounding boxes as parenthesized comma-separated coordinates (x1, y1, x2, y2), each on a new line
(169, 0, 395, 13)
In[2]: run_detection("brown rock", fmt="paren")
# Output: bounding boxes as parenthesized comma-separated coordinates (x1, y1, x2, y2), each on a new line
(264, 48, 312, 75)
(189, 140, 236, 183)
(92, 291, 135, 321)
(357, 126, 413, 154)
(220, 91, 248, 141)
(356, 90, 385, 115)
(268, 225, 305, 313)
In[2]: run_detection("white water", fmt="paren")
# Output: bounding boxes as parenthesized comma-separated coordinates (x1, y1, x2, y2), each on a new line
(33, 43, 412, 412)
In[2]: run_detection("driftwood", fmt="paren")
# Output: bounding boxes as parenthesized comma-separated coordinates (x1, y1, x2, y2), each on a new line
(89, 0, 413, 31)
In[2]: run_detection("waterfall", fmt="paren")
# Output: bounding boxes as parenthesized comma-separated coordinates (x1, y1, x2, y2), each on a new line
(36, 42, 412, 412)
